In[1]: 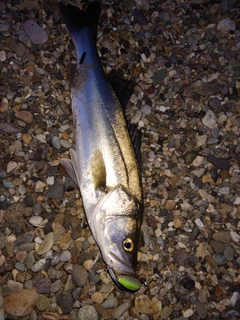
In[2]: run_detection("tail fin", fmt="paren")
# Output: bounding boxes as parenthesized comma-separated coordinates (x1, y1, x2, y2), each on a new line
(58, 1, 101, 41)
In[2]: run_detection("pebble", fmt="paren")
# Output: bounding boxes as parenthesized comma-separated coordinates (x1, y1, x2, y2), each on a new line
(7, 280, 23, 293)
(202, 110, 217, 129)
(52, 136, 61, 149)
(45, 182, 65, 199)
(217, 18, 236, 34)
(36, 294, 51, 311)
(91, 292, 103, 304)
(78, 305, 99, 320)
(72, 264, 88, 287)
(212, 254, 226, 266)
(102, 292, 117, 308)
(183, 309, 194, 318)
(3, 288, 38, 317)
(159, 306, 173, 319)
(196, 302, 207, 319)
(207, 155, 230, 170)
(213, 231, 231, 244)
(15, 110, 33, 124)
(24, 20, 48, 45)
(223, 246, 234, 261)
(56, 290, 74, 314)
(135, 295, 162, 314)
(112, 302, 131, 319)
(193, 81, 221, 96)
(0, 50, 6, 62)
(37, 232, 54, 255)
(35, 278, 51, 294)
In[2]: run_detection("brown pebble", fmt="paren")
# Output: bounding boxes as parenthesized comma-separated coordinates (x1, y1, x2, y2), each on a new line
(15, 110, 33, 124)
(164, 199, 176, 211)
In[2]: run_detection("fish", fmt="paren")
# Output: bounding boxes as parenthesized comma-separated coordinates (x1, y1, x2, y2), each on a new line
(58, 0, 143, 291)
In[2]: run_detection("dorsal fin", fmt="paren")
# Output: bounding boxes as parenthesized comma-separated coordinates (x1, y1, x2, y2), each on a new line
(108, 70, 135, 110)
(108, 71, 141, 167)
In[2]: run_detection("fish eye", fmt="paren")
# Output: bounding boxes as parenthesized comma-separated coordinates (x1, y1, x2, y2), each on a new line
(122, 238, 134, 252)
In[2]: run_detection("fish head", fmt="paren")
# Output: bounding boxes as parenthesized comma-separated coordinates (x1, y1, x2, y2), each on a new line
(90, 184, 143, 291)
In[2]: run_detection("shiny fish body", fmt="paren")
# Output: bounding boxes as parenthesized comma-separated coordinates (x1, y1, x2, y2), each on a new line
(59, 1, 143, 290)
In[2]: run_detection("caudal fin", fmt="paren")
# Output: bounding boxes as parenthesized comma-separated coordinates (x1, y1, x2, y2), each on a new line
(58, 1, 101, 41)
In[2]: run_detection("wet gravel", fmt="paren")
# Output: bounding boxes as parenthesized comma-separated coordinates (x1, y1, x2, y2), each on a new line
(1, 0, 240, 319)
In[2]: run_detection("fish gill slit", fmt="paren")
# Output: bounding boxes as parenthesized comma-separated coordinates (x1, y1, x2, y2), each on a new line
(79, 52, 86, 65)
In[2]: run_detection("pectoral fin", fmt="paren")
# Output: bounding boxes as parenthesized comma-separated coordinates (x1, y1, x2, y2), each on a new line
(60, 149, 79, 187)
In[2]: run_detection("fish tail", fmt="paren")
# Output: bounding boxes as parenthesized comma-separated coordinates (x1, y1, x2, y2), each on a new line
(58, 1, 101, 41)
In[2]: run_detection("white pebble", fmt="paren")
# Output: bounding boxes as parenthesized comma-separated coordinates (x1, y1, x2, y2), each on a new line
(202, 110, 217, 129)
(46, 176, 54, 185)
(183, 309, 194, 318)
(0, 50, 6, 62)
(159, 105, 167, 112)
(195, 218, 204, 229)
(230, 230, 240, 243)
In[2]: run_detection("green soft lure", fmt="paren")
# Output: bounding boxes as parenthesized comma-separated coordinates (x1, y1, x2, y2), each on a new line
(117, 275, 142, 291)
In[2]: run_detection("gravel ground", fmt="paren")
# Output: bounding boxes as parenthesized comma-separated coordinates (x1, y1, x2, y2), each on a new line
(1, 0, 240, 319)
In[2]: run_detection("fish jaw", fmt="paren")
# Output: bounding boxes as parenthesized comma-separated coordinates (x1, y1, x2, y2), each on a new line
(88, 184, 142, 290)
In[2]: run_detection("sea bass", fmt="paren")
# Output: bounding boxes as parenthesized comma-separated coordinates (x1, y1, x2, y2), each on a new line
(58, 1, 143, 291)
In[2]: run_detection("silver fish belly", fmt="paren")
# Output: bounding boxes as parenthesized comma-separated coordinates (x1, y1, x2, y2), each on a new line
(59, 1, 143, 291)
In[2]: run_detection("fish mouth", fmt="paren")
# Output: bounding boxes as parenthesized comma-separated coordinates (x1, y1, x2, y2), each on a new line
(107, 252, 141, 291)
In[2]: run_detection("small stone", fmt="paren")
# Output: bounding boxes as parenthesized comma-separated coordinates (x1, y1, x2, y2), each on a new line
(91, 292, 103, 304)
(37, 232, 54, 255)
(192, 155, 204, 167)
(196, 302, 207, 319)
(164, 199, 176, 211)
(15, 110, 33, 124)
(230, 231, 240, 242)
(72, 264, 88, 287)
(60, 250, 72, 262)
(102, 292, 117, 308)
(136, 0, 149, 11)
(213, 231, 231, 244)
(45, 182, 65, 199)
(24, 20, 48, 44)
(210, 240, 225, 254)
(212, 254, 226, 266)
(159, 306, 173, 319)
(7, 280, 23, 293)
(217, 18, 236, 34)
(52, 136, 61, 149)
(7, 161, 17, 173)
(183, 309, 194, 318)
(207, 155, 230, 170)
(202, 110, 217, 129)
(184, 152, 197, 165)
(3, 288, 38, 317)
(135, 295, 162, 314)
(22, 133, 32, 144)
(56, 290, 74, 314)
(0, 97, 8, 111)
(35, 278, 51, 294)
(31, 258, 46, 273)
(60, 139, 72, 149)
(36, 294, 51, 311)
(78, 305, 99, 320)
(29, 216, 43, 227)
(224, 246, 234, 261)
(112, 302, 131, 319)
(193, 81, 221, 96)
(0, 50, 6, 62)
(2, 123, 20, 133)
